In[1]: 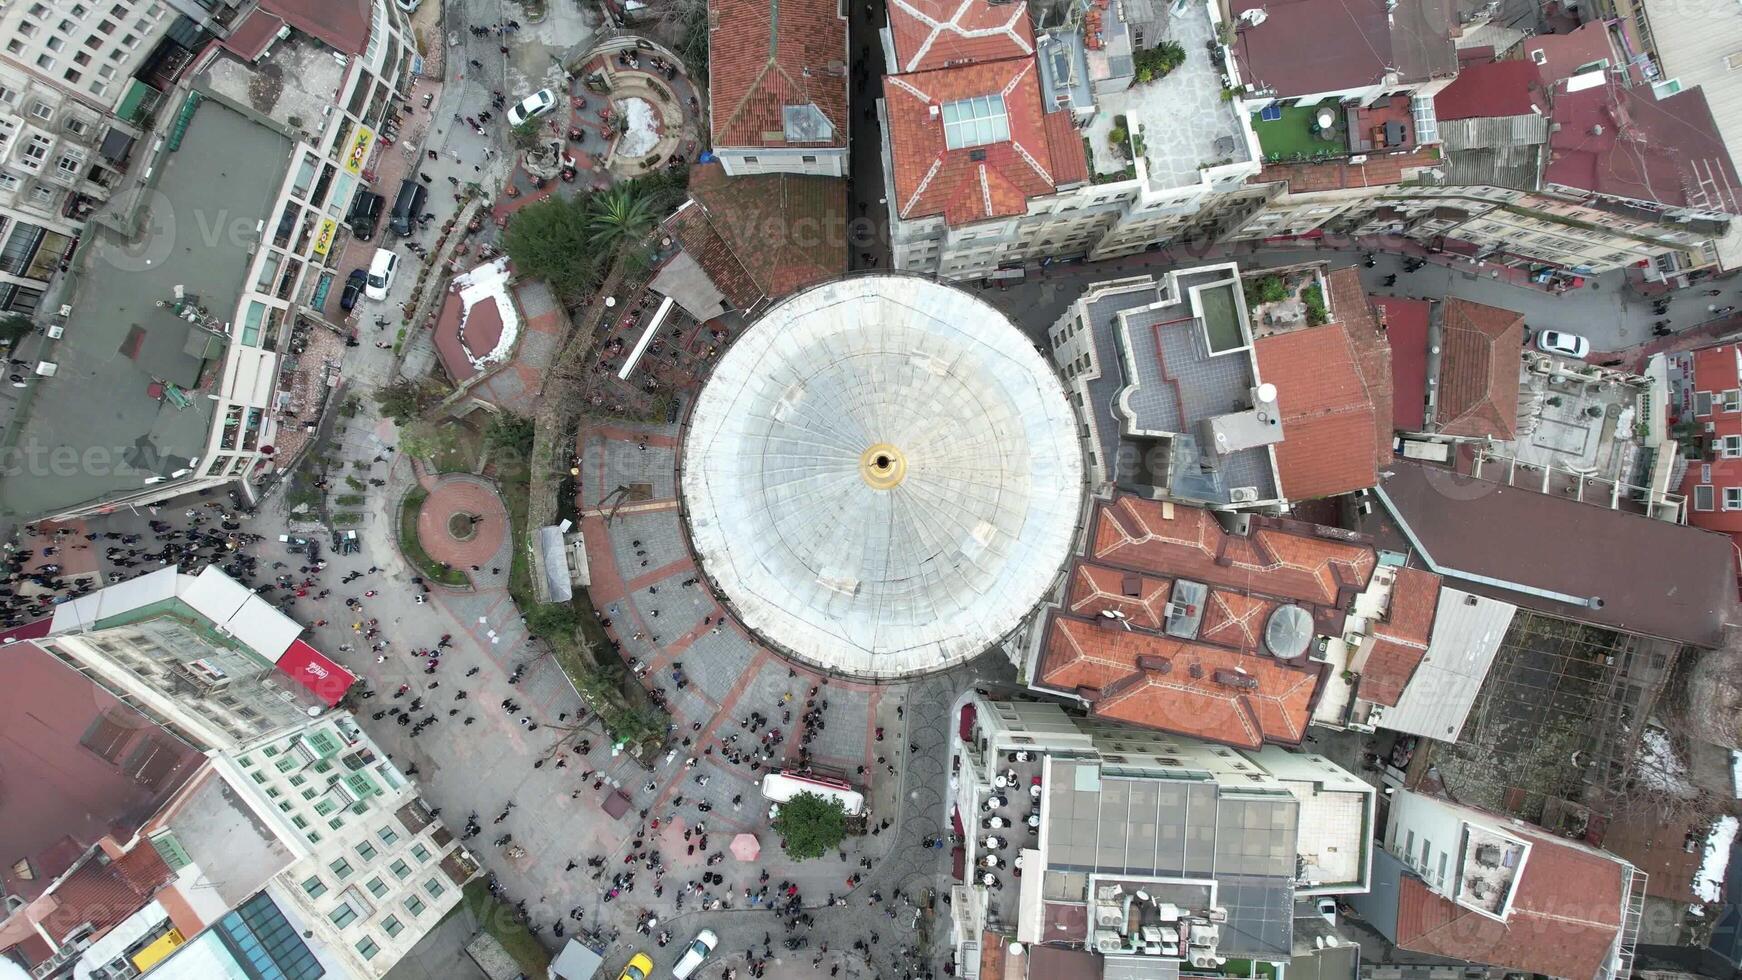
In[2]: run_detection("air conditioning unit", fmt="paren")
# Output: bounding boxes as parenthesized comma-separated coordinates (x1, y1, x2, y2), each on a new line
(1095, 931, 1126, 954)
(34, 361, 57, 376)
(1192, 955, 1222, 969)
(45, 324, 63, 339)
(1229, 486, 1260, 504)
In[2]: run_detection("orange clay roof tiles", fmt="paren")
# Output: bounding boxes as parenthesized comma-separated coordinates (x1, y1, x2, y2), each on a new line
(884, 58, 1076, 226)
(1395, 824, 1626, 979)
(1091, 496, 1377, 607)
(1065, 563, 1173, 630)
(1359, 567, 1441, 706)
(886, 0, 1035, 73)
(1434, 298, 1525, 439)
(709, 0, 848, 149)
(1254, 320, 1380, 501)
(1041, 616, 1322, 748)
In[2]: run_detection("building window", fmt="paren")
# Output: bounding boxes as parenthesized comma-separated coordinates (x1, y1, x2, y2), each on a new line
(1726, 487, 1742, 510)
(1724, 390, 1741, 413)
(329, 903, 358, 928)
(381, 915, 404, 938)
(1696, 391, 1714, 416)
(301, 875, 327, 899)
(410, 843, 431, 863)
(1723, 435, 1742, 458)
(45, 35, 64, 51)
(390, 859, 411, 879)
(404, 895, 426, 917)
(329, 857, 354, 880)
(55, 154, 80, 177)
(29, 102, 51, 122)
(743, 156, 758, 164)
(355, 936, 380, 960)
(1696, 485, 1716, 511)
(356, 841, 378, 862)
(378, 826, 399, 846)
(366, 877, 388, 898)
(802, 155, 817, 163)
(423, 878, 445, 899)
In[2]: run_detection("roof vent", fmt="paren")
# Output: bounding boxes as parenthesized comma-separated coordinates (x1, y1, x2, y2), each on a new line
(970, 148, 988, 162)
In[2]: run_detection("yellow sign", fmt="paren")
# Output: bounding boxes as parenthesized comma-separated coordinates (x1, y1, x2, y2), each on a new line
(312, 218, 338, 257)
(344, 125, 374, 175)
(131, 929, 185, 971)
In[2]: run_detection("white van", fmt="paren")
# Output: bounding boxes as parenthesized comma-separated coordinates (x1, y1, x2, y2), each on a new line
(365, 248, 398, 301)
(670, 929, 717, 979)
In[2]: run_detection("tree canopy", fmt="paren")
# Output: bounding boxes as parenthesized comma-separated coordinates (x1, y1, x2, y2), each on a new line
(772, 792, 849, 860)
(501, 195, 604, 302)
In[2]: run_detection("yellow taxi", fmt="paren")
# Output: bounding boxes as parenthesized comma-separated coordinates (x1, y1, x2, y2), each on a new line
(617, 951, 655, 980)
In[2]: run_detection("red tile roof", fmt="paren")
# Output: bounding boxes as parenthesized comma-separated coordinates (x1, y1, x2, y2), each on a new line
(1255, 146, 1444, 193)
(1230, 0, 1454, 97)
(1545, 78, 1742, 214)
(1432, 58, 1547, 121)
(221, 9, 286, 61)
(1395, 822, 1627, 979)
(1092, 495, 1377, 606)
(1434, 299, 1524, 439)
(1674, 345, 1742, 536)
(886, 0, 1035, 73)
(885, 58, 1076, 226)
(1359, 567, 1441, 706)
(1254, 320, 1380, 501)
(1042, 615, 1322, 748)
(1044, 111, 1090, 187)
(1372, 295, 1430, 430)
(1521, 22, 1619, 87)
(0, 643, 202, 904)
(258, 0, 369, 56)
(1032, 496, 1379, 747)
(708, 0, 848, 149)
(29, 846, 172, 948)
(665, 198, 765, 312)
(1065, 563, 1172, 630)
(686, 162, 850, 300)
(1332, 269, 1395, 471)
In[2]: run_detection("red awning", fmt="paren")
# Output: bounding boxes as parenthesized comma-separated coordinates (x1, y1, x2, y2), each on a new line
(0, 617, 53, 644)
(276, 639, 355, 706)
(958, 702, 977, 742)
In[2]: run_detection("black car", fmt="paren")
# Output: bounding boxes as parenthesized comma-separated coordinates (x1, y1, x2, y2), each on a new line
(347, 190, 384, 241)
(340, 269, 367, 311)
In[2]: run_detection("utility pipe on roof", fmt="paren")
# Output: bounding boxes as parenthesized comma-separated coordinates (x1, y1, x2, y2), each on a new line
(1372, 484, 1604, 610)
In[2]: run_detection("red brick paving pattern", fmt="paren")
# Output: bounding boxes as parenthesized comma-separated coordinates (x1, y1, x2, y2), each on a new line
(416, 476, 508, 572)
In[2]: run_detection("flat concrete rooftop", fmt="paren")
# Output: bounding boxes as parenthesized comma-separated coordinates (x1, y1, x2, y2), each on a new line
(0, 98, 289, 518)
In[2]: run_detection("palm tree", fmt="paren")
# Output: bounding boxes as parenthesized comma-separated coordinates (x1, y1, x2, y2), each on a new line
(587, 186, 656, 253)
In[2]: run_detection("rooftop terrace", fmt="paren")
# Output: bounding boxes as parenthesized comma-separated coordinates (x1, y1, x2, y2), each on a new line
(0, 100, 289, 519)
(1082, 0, 1254, 192)
(1115, 267, 1278, 505)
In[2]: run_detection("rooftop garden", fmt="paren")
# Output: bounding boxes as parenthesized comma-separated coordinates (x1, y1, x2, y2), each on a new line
(1252, 103, 1348, 163)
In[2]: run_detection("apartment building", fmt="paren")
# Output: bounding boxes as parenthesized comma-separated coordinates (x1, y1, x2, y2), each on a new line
(878, 0, 1742, 284)
(948, 692, 1375, 976)
(1352, 789, 1646, 980)
(707, 0, 849, 176)
(213, 715, 477, 976)
(0, 0, 420, 520)
(0, 638, 470, 980)
(41, 565, 356, 752)
(0, 0, 227, 314)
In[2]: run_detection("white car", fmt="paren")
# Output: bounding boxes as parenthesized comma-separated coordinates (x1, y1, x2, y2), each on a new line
(1534, 329, 1590, 359)
(364, 248, 398, 302)
(507, 89, 557, 127)
(671, 929, 718, 980)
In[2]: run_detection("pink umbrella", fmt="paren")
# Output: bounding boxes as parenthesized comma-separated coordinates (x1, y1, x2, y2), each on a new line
(730, 833, 761, 862)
